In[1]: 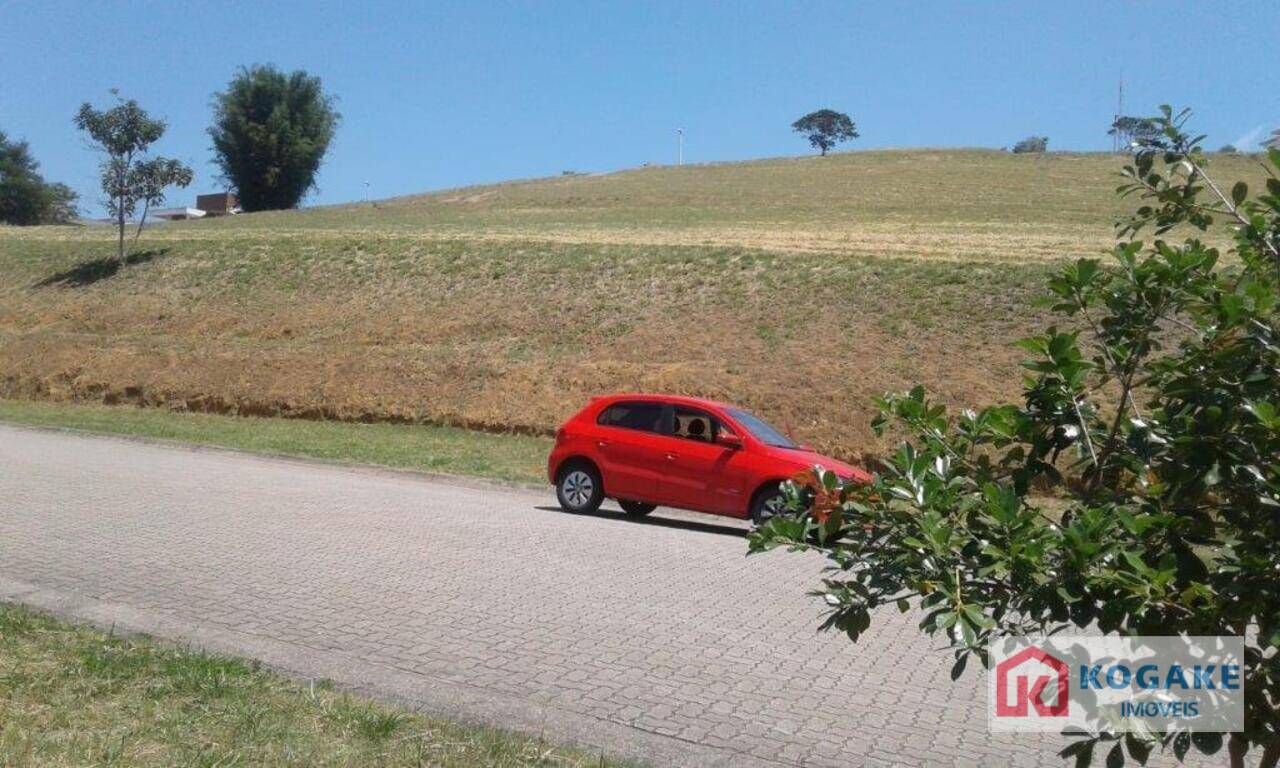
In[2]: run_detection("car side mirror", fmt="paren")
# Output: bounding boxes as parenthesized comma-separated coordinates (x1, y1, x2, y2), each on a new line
(716, 433, 743, 450)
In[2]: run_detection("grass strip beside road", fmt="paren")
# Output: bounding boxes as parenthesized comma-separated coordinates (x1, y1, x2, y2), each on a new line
(0, 603, 626, 767)
(0, 399, 551, 485)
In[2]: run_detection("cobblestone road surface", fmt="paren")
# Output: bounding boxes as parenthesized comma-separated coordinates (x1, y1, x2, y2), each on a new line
(1, 425, 1115, 766)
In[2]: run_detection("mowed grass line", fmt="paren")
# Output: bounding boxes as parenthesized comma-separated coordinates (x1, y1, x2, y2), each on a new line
(0, 603, 628, 768)
(0, 399, 551, 484)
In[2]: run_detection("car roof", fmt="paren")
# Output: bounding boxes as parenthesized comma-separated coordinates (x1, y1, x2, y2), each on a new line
(591, 393, 741, 412)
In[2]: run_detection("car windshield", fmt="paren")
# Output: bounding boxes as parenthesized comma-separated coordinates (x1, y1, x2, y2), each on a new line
(726, 408, 797, 449)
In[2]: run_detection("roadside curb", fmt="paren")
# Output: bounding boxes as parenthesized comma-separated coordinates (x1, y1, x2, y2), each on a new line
(0, 420, 550, 496)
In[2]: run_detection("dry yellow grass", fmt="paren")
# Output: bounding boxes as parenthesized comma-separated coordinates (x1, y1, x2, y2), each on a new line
(0, 149, 1264, 461)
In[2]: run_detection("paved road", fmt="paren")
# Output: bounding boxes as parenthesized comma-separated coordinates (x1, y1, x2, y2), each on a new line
(0, 425, 1073, 767)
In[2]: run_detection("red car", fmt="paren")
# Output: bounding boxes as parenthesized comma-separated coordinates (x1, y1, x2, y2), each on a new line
(548, 394, 870, 524)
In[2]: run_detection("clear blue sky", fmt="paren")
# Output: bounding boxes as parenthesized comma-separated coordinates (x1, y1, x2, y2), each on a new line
(2, 0, 1276, 215)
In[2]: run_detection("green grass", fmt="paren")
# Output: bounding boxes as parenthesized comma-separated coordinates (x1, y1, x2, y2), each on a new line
(0, 603, 626, 767)
(0, 399, 550, 484)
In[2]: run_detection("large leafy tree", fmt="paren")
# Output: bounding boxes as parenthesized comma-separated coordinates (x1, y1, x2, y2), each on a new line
(751, 107, 1280, 767)
(74, 92, 192, 260)
(209, 65, 339, 212)
(0, 130, 78, 225)
(1110, 115, 1162, 152)
(791, 109, 858, 156)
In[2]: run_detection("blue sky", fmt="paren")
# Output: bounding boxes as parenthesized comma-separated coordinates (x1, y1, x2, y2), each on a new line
(2, 0, 1276, 215)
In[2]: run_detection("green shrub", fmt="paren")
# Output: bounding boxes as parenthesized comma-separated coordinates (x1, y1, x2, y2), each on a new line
(751, 107, 1280, 767)
(1012, 135, 1049, 154)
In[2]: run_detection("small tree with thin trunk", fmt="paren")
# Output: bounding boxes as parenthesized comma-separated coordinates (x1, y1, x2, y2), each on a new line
(74, 91, 191, 261)
(792, 109, 858, 156)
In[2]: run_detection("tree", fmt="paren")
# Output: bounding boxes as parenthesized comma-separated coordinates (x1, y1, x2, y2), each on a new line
(791, 109, 858, 156)
(0, 131, 50, 226)
(1109, 115, 1161, 152)
(751, 106, 1280, 767)
(74, 92, 192, 260)
(0, 130, 78, 225)
(209, 65, 339, 212)
(1220, 144, 1240, 154)
(42, 183, 79, 225)
(1265, 130, 1280, 151)
(1012, 136, 1049, 154)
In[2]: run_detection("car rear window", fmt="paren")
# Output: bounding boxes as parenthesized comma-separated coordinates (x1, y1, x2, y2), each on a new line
(597, 401, 664, 432)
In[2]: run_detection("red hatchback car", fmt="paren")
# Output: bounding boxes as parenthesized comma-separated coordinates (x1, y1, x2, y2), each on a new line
(548, 394, 871, 524)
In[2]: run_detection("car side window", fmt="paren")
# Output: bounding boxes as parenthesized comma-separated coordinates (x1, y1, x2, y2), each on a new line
(597, 401, 664, 433)
(671, 406, 720, 443)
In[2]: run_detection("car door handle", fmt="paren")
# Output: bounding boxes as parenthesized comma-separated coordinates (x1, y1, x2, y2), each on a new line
(665, 452, 678, 461)
(596, 440, 610, 449)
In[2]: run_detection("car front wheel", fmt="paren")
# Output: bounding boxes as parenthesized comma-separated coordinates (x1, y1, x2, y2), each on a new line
(556, 463, 604, 514)
(750, 484, 787, 526)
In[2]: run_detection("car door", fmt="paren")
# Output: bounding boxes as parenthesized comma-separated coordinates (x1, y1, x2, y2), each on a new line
(652, 405, 752, 514)
(593, 401, 667, 502)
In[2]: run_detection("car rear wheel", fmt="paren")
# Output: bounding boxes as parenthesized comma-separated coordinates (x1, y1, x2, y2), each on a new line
(750, 484, 787, 526)
(618, 500, 656, 517)
(556, 463, 603, 514)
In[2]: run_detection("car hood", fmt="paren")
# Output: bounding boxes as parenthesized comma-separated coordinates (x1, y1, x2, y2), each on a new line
(758, 445, 873, 484)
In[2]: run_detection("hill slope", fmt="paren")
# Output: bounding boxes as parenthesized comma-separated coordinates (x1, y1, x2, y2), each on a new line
(0, 150, 1264, 460)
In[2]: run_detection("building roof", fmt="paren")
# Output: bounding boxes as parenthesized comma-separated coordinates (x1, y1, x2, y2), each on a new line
(151, 207, 207, 220)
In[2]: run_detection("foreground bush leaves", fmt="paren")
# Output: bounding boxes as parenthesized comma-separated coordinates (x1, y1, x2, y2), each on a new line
(749, 107, 1280, 767)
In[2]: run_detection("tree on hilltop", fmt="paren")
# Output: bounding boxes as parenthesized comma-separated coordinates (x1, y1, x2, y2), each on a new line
(209, 65, 339, 212)
(792, 109, 858, 156)
(1012, 136, 1049, 154)
(1109, 115, 1160, 152)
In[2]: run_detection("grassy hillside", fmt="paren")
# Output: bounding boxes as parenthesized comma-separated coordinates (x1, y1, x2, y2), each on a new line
(0, 150, 1264, 460)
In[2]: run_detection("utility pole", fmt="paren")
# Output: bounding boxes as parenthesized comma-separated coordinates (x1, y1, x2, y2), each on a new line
(1113, 76, 1124, 153)
(364, 180, 370, 204)
(676, 128, 684, 166)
